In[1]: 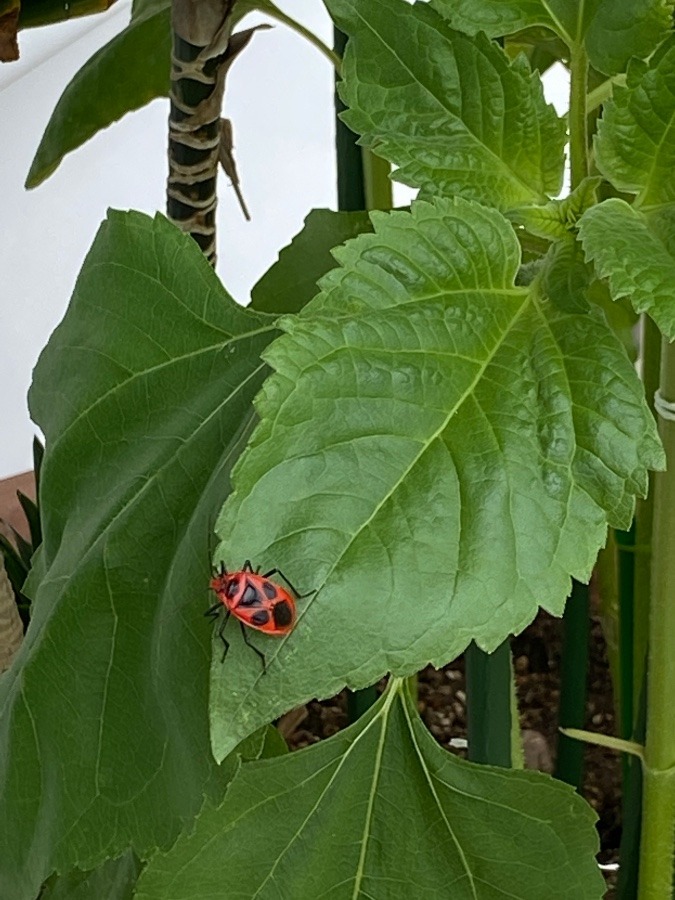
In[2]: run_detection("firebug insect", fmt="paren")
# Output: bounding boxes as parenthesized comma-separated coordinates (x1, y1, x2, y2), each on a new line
(205, 560, 314, 671)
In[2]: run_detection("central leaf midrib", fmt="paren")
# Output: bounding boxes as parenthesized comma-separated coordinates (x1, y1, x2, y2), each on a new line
(248, 689, 397, 899)
(399, 684, 477, 898)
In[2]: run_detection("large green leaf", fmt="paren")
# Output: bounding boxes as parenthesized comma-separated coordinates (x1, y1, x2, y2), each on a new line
(579, 198, 675, 339)
(432, 0, 673, 75)
(327, 0, 565, 210)
(137, 679, 605, 900)
(207, 197, 663, 761)
(0, 212, 277, 899)
(595, 38, 675, 209)
(250, 208, 374, 314)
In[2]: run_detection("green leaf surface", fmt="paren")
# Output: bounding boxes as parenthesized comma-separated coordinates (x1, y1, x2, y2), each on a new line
(432, 0, 674, 75)
(327, 0, 565, 209)
(250, 208, 374, 314)
(595, 38, 675, 208)
(579, 198, 675, 340)
(0, 212, 277, 900)
(208, 197, 663, 760)
(137, 680, 605, 900)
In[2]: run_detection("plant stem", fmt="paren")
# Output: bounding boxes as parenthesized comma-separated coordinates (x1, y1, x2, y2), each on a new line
(334, 28, 365, 213)
(638, 338, 675, 899)
(362, 152, 392, 210)
(615, 523, 635, 753)
(264, 1, 341, 72)
(465, 640, 513, 767)
(568, 46, 589, 191)
(555, 580, 590, 789)
(621, 317, 661, 899)
(618, 676, 647, 899)
(633, 316, 661, 715)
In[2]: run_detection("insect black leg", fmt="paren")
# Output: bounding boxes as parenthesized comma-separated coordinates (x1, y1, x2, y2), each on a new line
(242, 559, 255, 573)
(261, 568, 316, 600)
(218, 610, 231, 662)
(212, 560, 227, 578)
(204, 602, 221, 619)
(239, 621, 266, 672)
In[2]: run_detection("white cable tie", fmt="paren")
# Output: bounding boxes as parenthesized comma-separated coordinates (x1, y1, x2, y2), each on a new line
(654, 389, 675, 422)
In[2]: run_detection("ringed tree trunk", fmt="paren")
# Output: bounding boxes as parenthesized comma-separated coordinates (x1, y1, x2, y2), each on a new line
(167, 0, 256, 266)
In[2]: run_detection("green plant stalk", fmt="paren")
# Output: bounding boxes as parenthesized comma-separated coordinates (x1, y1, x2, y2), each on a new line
(334, 25, 391, 720)
(594, 531, 620, 713)
(465, 640, 512, 767)
(633, 315, 661, 717)
(617, 675, 647, 900)
(362, 151, 392, 210)
(264, 1, 341, 72)
(615, 524, 635, 750)
(554, 580, 590, 789)
(568, 45, 589, 190)
(334, 27, 365, 213)
(638, 338, 675, 899)
(619, 317, 661, 899)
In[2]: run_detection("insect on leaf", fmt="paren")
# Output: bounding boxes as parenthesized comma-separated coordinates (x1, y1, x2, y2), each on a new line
(209, 197, 663, 761)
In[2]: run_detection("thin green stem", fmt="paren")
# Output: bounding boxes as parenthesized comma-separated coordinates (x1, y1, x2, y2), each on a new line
(633, 316, 661, 716)
(362, 152, 392, 210)
(334, 28, 365, 213)
(568, 46, 589, 190)
(638, 338, 675, 899)
(264, 2, 341, 73)
(615, 524, 635, 750)
(617, 676, 647, 899)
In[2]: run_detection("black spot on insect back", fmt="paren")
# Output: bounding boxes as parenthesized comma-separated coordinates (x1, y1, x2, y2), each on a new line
(262, 580, 277, 600)
(226, 579, 239, 599)
(273, 600, 293, 628)
(240, 583, 261, 606)
(251, 609, 270, 626)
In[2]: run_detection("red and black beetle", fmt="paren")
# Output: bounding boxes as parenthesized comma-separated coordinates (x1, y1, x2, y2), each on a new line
(205, 560, 314, 671)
